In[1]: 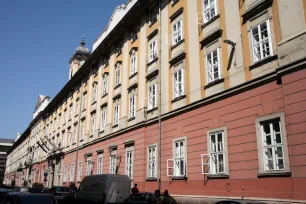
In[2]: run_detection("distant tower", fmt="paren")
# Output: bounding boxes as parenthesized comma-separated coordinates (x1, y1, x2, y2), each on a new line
(69, 35, 91, 80)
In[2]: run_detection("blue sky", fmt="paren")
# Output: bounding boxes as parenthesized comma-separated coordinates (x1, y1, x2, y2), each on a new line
(0, 0, 127, 139)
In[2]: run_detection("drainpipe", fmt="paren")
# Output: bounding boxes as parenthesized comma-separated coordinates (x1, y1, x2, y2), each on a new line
(157, 0, 162, 191)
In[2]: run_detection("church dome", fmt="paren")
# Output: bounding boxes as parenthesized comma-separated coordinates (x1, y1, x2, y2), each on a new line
(70, 36, 91, 63)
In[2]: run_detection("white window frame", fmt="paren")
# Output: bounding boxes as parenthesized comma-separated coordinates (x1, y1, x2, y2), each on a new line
(255, 113, 290, 174)
(110, 151, 117, 174)
(103, 75, 108, 96)
(80, 121, 85, 141)
(73, 125, 77, 144)
(114, 101, 120, 126)
(125, 146, 134, 179)
(86, 157, 92, 176)
(64, 165, 68, 182)
(173, 68, 185, 99)
(70, 163, 75, 182)
(147, 145, 157, 178)
(101, 107, 107, 131)
(91, 114, 96, 136)
(69, 106, 72, 120)
(129, 91, 136, 119)
(62, 132, 65, 148)
(208, 130, 226, 175)
(203, 0, 217, 24)
(67, 131, 71, 146)
(206, 48, 221, 84)
(77, 161, 82, 182)
(75, 100, 79, 115)
(82, 93, 87, 110)
(148, 40, 157, 63)
(172, 19, 183, 45)
(168, 137, 187, 177)
(63, 111, 66, 123)
(130, 55, 137, 76)
(97, 153, 103, 175)
(92, 83, 97, 103)
(148, 84, 157, 110)
(115, 66, 121, 86)
(251, 20, 273, 63)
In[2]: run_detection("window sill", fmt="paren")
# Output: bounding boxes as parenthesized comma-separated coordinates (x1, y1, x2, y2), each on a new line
(128, 117, 136, 122)
(116, 52, 122, 57)
(66, 146, 70, 148)
(72, 143, 76, 146)
(89, 135, 93, 138)
(149, 19, 157, 28)
(201, 14, 220, 29)
(99, 130, 105, 134)
(171, 95, 186, 103)
(114, 84, 121, 90)
(249, 55, 278, 70)
(82, 109, 86, 113)
(207, 174, 229, 179)
(113, 124, 118, 128)
(91, 101, 97, 106)
(146, 177, 157, 182)
(79, 139, 84, 142)
(129, 72, 138, 79)
(242, 0, 273, 22)
(102, 93, 108, 98)
(147, 107, 158, 114)
(172, 176, 188, 180)
(171, 0, 179, 7)
(204, 78, 225, 90)
(171, 39, 185, 51)
(258, 171, 291, 178)
(131, 37, 138, 44)
(74, 114, 78, 118)
(147, 57, 158, 67)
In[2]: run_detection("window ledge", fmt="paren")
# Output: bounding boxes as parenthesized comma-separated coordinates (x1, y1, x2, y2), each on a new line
(116, 52, 122, 57)
(171, 39, 185, 51)
(89, 135, 93, 138)
(172, 176, 188, 180)
(102, 93, 108, 98)
(207, 174, 229, 179)
(74, 114, 78, 118)
(147, 107, 158, 114)
(129, 72, 138, 79)
(249, 55, 278, 70)
(146, 177, 158, 182)
(201, 14, 220, 29)
(91, 101, 97, 106)
(171, 95, 186, 103)
(79, 139, 84, 142)
(99, 130, 105, 134)
(72, 143, 76, 146)
(114, 84, 121, 90)
(258, 171, 291, 178)
(147, 57, 158, 67)
(171, 0, 180, 7)
(128, 117, 136, 122)
(66, 146, 70, 148)
(242, 0, 273, 22)
(113, 124, 118, 128)
(204, 78, 225, 90)
(62, 182, 66, 184)
(149, 19, 157, 28)
(82, 109, 86, 113)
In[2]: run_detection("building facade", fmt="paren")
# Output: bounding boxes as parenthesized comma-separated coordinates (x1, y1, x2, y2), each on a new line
(0, 139, 14, 184)
(5, 0, 306, 203)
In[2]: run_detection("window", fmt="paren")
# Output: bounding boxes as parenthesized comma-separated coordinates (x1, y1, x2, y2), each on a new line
(115, 66, 121, 86)
(103, 75, 108, 96)
(69, 106, 72, 120)
(148, 146, 157, 178)
(150, 7, 158, 23)
(67, 131, 71, 146)
(173, 139, 186, 177)
(173, 69, 184, 98)
(97, 154, 103, 175)
(80, 122, 85, 141)
(203, 0, 217, 23)
(209, 131, 225, 174)
(110, 152, 117, 174)
(63, 111, 66, 124)
(130, 55, 137, 76)
(82, 93, 87, 110)
(148, 84, 157, 110)
(58, 115, 61, 127)
(70, 164, 75, 182)
(149, 40, 157, 63)
(206, 48, 221, 84)
(86, 158, 92, 176)
(251, 20, 273, 63)
(92, 83, 97, 103)
(75, 100, 79, 115)
(101, 107, 107, 131)
(91, 114, 96, 136)
(114, 101, 120, 126)
(129, 90, 136, 119)
(72, 126, 77, 144)
(77, 162, 82, 181)
(64, 165, 68, 182)
(125, 147, 134, 179)
(172, 19, 183, 45)
(62, 132, 65, 148)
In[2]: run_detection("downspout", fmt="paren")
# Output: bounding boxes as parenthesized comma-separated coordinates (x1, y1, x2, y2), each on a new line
(157, 0, 162, 191)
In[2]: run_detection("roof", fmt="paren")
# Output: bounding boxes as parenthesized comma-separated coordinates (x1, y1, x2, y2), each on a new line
(0, 139, 14, 144)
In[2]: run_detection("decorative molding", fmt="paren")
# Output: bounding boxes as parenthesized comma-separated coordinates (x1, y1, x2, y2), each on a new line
(147, 57, 158, 67)
(100, 102, 108, 108)
(200, 29, 223, 49)
(171, 95, 186, 104)
(146, 69, 159, 81)
(147, 29, 158, 41)
(129, 47, 138, 55)
(127, 83, 138, 92)
(129, 72, 138, 80)
(202, 14, 220, 29)
(249, 55, 278, 70)
(171, 39, 185, 51)
(169, 52, 186, 66)
(242, 0, 273, 23)
(170, 7, 184, 22)
(113, 93, 121, 101)
(204, 78, 225, 90)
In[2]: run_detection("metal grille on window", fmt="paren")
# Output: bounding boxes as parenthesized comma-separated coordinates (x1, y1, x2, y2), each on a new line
(203, 0, 217, 23)
(174, 69, 184, 98)
(148, 146, 156, 178)
(261, 120, 284, 171)
(206, 48, 220, 84)
(210, 131, 225, 174)
(174, 140, 185, 176)
(251, 20, 273, 63)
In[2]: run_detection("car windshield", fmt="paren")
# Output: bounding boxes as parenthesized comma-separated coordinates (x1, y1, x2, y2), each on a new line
(56, 187, 70, 192)
(0, 192, 7, 202)
(18, 195, 54, 204)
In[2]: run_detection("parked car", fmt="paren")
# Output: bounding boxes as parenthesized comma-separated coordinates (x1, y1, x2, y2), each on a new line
(49, 186, 70, 203)
(30, 187, 49, 194)
(124, 192, 157, 204)
(215, 200, 266, 204)
(77, 174, 131, 204)
(1, 191, 20, 204)
(19, 187, 29, 193)
(15, 193, 58, 204)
